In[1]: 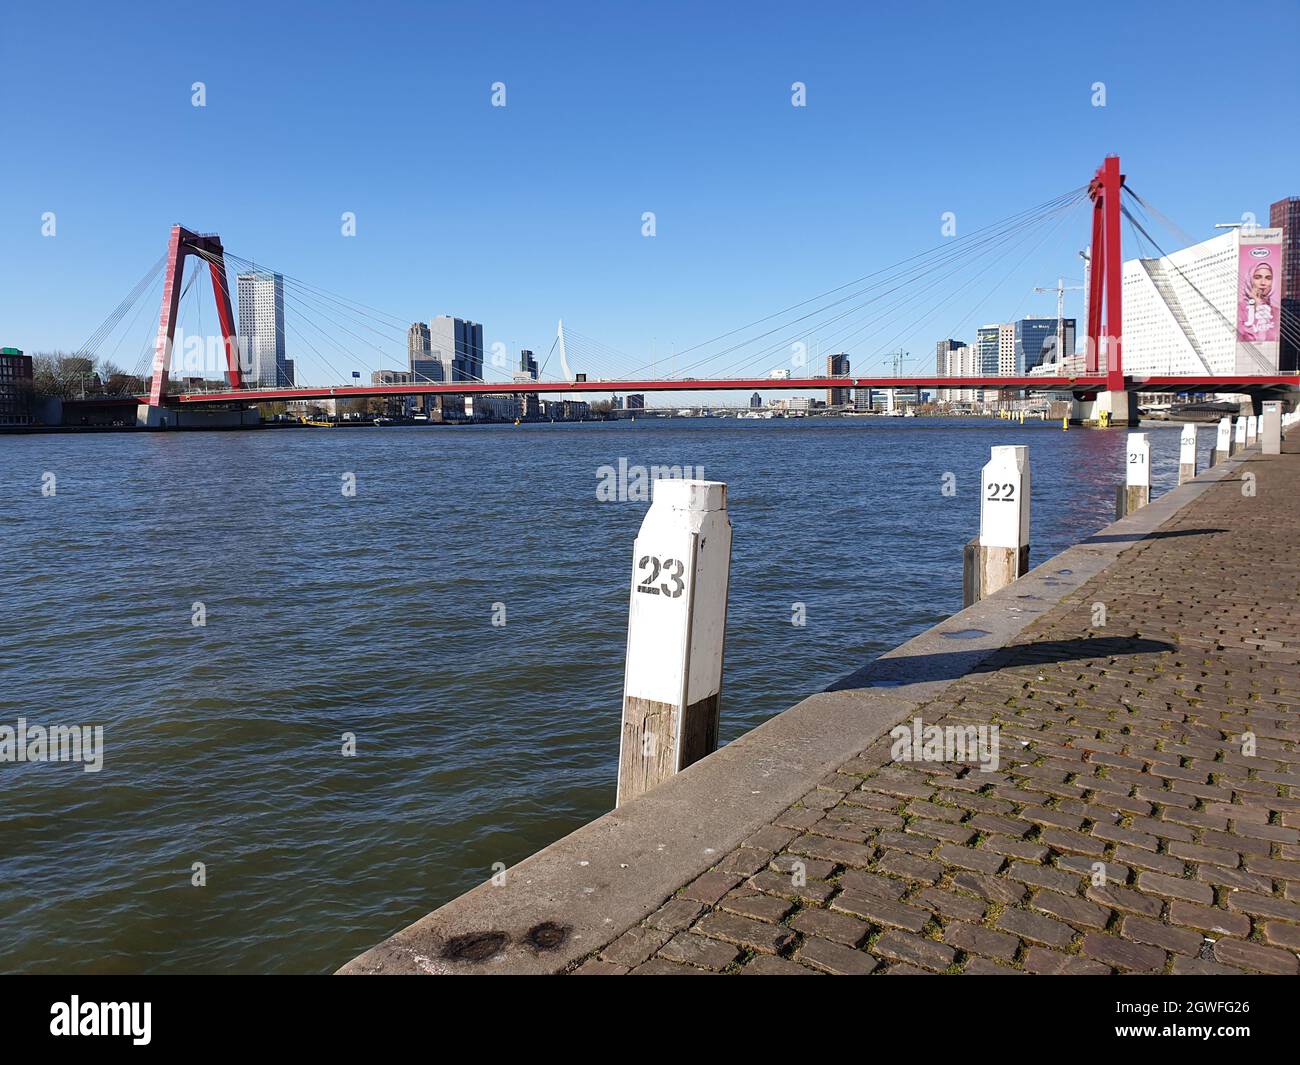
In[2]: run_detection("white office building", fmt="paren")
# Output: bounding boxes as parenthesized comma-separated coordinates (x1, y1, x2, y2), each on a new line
(1122, 227, 1283, 378)
(237, 272, 286, 387)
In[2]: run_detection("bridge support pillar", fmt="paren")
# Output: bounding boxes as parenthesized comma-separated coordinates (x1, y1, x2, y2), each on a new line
(1071, 391, 1137, 427)
(136, 403, 173, 428)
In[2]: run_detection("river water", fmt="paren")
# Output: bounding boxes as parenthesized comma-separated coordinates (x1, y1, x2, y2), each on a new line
(0, 417, 1208, 972)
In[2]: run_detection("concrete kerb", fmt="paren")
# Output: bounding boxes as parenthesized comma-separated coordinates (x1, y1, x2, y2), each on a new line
(336, 448, 1253, 976)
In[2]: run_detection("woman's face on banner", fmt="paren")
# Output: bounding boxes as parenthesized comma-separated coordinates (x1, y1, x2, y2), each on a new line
(1251, 264, 1273, 300)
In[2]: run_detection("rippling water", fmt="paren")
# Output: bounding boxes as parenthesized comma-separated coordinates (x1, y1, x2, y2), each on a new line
(0, 417, 1206, 972)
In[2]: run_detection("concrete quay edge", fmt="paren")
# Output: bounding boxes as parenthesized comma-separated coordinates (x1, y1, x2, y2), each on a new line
(337, 444, 1258, 975)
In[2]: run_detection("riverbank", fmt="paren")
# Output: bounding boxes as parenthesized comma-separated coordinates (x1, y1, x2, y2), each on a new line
(340, 430, 1300, 975)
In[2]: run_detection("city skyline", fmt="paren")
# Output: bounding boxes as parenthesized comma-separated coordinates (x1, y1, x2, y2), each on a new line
(2, 2, 1298, 401)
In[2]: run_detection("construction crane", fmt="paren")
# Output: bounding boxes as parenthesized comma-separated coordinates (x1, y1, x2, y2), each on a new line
(1034, 276, 1083, 369)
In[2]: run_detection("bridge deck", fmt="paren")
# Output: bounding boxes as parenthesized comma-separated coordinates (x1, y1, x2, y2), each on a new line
(340, 432, 1300, 976)
(164, 375, 1300, 405)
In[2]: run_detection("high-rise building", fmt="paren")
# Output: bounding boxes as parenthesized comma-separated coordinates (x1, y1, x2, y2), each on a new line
(0, 347, 33, 426)
(935, 338, 962, 375)
(749, 392, 762, 409)
(826, 352, 850, 406)
(975, 326, 1000, 375)
(627, 394, 645, 411)
(1014, 316, 1072, 374)
(282, 358, 295, 387)
(408, 322, 431, 360)
(1270, 196, 1299, 372)
(428, 316, 484, 383)
(998, 324, 1016, 375)
(518, 349, 538, 380)
(237, 272, 286, 388)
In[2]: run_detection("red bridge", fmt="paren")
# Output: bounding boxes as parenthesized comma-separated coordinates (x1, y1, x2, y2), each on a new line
(76, 153, 1294, 423)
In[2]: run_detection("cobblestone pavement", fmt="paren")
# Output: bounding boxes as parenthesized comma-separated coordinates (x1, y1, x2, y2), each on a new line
(574, 437, 1300, 975)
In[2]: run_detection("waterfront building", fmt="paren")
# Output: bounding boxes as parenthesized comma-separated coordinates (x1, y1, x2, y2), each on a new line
(826, 352, 850, 406)
(935, 338, 962, 376)
(1270, 196, 1299, 371)
(627, 394, 645, 411)
(998, 324, 1016, 376)
(1012, 316, 1070, 374)
(750, 392, 762, 409)
(1121, 226, 1283, 377)
(236, 272, 286, 388)
(428, 316, 484, 383)
(463, 394, 519, 421)
(0, 347, 34, 426)
(407, 322, 431, 361)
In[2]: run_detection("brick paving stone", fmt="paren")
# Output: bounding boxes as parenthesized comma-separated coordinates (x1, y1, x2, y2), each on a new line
(1224, 891, 1300, 923)
(1030, 890, 1112, 931)
(943, 921, 1020, 962)
(1169, 957, 1246, 976)
(656, 932, 742, 970)
(789, 908, 870, 947)
(601, 926, 673, 967)
(952, 871, 1028, 906)
(1260, 921, 1300, 951)
(913, 886, 987, 923)
(770, 854, 836, 880)
(935, 843, 1005, 874)
(1021, 947, 1111, 975)
(1166, 901, 1251, 938)
(869, 930, 957, 972)
(1135, 871, 1214, 906)
(995, 907, 1076, 949)
(719, 889, 795, 924)
(831, 892, 929, 933)
(1120, 915, 1203, 956)
(679, 870, 745, 906)
(788, 834, 876, 868)
(740, 955, 820, 975)
(644, 898, 707, 934)
(963, 958, 1025, 974)
(1080, 932, 1167, 973)
(1210, 937, 1299, 975)
(875, 851, 944, 884)
(694, 912, 795, 955)
(838, 868, 907, 899)
(795, 937, 879, 975)
(1086, 883, 1162, 919)
(747, 869, 836, 904)
(718, 847, 774, 877)
(1006, 860, 1082, 895)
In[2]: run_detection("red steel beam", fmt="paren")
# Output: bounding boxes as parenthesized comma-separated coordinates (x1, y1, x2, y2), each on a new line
(155, 374, 1293, 406)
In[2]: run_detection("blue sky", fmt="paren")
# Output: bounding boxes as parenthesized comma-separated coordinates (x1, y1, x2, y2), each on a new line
(2, 0, 1297, 390)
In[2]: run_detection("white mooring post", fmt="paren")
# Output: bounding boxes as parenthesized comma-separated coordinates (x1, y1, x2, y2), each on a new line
(1178, 423, 1198, 485)
(617, 479, 732, 807)
(1214, 416, 1232, 464)
(1118, 432, 1151, 518)
(964, 445, 1030, 606)
(1262, 402, 1282, 455)
(1233, 416, 1247, 454)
